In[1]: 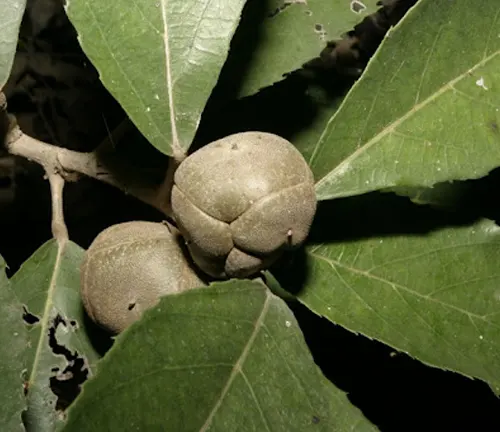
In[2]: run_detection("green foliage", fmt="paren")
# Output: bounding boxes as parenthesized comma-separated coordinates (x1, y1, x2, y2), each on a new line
(0, 256, 27, 431)
(2, 0, 500, 430)
(310, 0, 500, 200)
(10, 241, 101, 431)
(301, 209, 500, 395)
(65, 0, 247, 157)
(62, 280, 376, 432)
(222, 0, 379, 97)
(0, 0, 26, 88)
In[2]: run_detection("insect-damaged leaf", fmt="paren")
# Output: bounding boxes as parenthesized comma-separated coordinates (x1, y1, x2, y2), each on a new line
(65, 0, 247, 157)
(290, 193, 500, 396)
(11, 240, 101, 431)
(308, 0, 500, 200)
(62, 280, 377, 432)
(0, 0, 26, 89)
(220, 0, 379, 98)
(0, 255, 27, 431)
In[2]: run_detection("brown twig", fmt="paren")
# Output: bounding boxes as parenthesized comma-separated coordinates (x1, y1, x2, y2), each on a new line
(155, 157, 181, 216)
(1, 101, 172, 217)
(47, 168, 68, 243)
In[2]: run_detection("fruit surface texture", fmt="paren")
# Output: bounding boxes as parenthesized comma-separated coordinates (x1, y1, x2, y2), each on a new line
(172, 132, 317, 278)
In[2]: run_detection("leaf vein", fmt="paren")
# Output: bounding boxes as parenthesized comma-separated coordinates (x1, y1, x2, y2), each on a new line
(160, 0, 182, 158)
(315, 50, 500, 190)
(240, 370, 272, 432)
(309, 251, 500, 326)
(199, 292, 271, 432)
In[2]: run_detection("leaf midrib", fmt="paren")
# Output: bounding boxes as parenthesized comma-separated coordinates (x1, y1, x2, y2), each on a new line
(199, 291, 271, 432)
(28, 239, 65, 391)
(160, 0, 182, 158)
(313, 49, 500, 191)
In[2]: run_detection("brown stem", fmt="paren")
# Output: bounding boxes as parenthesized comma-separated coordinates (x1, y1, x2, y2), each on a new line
(3, 119, 170, 216)
(155, 157, 181, 216)
(47, 169, 68, 243)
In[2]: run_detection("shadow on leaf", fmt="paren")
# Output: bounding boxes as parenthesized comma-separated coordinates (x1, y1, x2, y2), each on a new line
(271, 182, 500, 296)
(289, 301, 500, 432)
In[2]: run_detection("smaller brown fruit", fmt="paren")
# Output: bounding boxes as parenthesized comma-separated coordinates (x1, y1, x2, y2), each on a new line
(81, 221, 205, 334)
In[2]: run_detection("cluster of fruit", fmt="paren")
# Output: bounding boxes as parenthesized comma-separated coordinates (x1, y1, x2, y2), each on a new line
(81, 132, 317, 333)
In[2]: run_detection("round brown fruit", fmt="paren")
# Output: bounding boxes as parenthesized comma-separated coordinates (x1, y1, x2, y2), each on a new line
(172, 131, 317, 279)
(80, 221, 205, 334)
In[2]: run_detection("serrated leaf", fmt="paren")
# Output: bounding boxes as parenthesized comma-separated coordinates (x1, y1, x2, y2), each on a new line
(309, 0, 500, 201)
(62, 280, 377, 432)
(65, 0, 247, 157)
(0, 0, 26, 88)
(294, 198, 500, 395)
(0, 255, 27, 431)
(11, 240, 101, 432)
(222, 0, 379, 97)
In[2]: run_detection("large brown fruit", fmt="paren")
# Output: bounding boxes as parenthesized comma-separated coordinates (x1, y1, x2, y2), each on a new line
(172, 131, 317, 279)
(81, 221, 205, 334)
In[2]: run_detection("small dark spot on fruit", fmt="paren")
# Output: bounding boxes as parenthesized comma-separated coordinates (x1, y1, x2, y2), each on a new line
(51, 367, 59, 373)
(70, 320, 77, 327)
(314, 24, 323, 32)
(490, 121, 498, 134)
(305, 9, 312, 16)
(312, 415, 320, 424)
(231, 143, 238, 150)
(128, 302, 136, 311)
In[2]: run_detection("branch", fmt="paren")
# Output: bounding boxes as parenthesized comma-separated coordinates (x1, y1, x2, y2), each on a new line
(155, 157, 180, 217)
(1, 101, 172, 217)
(47, 169, 68, 243)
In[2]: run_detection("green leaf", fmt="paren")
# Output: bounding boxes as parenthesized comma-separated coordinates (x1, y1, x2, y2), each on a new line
(0, 255, 27, 431)
(65, 0, 248, 157)
(0, 0, 27, 89)
(63, 280, 376, 432)
(223, 0, 379, 97)
(294, 197, 500, 395)
(310, 0, 500, 200)
(11, 240, 102, 431)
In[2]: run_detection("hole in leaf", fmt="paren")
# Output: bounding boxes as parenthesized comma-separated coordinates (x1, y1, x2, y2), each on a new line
(350, 0, 366, 14)
(22, 306, 40, 325)
(268, 3, 291, 18)
(48, 314, 89, 411)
